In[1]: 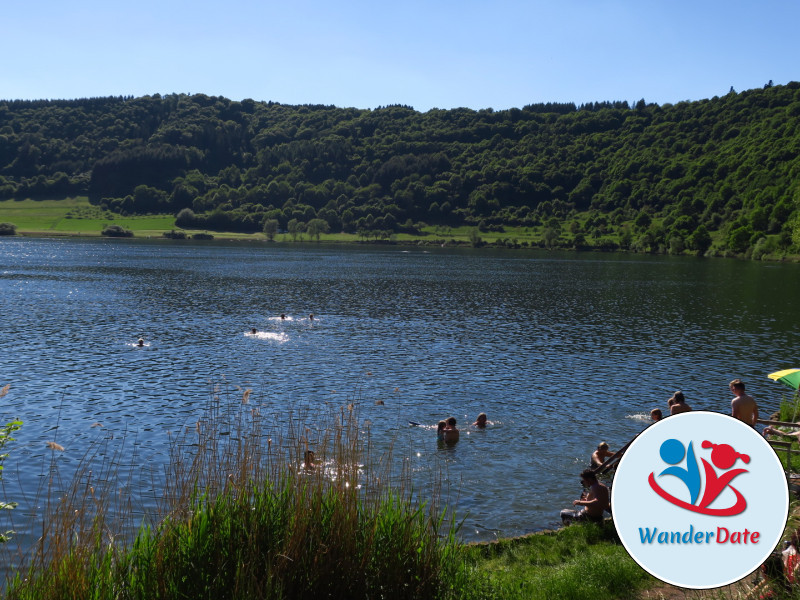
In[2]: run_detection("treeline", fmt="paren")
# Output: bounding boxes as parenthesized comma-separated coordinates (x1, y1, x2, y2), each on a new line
(1, 83, 800, 254)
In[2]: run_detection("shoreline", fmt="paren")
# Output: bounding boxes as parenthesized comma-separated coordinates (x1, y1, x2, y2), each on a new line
(5, 229, 800, 262)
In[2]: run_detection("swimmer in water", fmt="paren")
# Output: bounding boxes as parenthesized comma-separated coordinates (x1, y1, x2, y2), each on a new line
(436, 420, 446, 440)
(250, 327, 257, 335)
(650, 408, 662, 421)
(443, 416, 459, 443)
(280, 314, 287, 320)
(137, 338, 144, 347)
(303, 450, 315, 470)
(309, 313, 314, 321)
(473, 413, 488, 428)
(591, 442, 615, 468)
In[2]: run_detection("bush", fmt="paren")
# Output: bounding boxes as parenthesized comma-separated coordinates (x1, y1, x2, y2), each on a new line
(100, 224, 133, 237)
(0, 222, 17, 236)
(191, 232, 214, 240)
(162, 229, 187, 239)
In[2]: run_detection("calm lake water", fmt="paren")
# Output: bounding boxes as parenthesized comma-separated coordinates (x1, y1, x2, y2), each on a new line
(1, 237, 800, 553)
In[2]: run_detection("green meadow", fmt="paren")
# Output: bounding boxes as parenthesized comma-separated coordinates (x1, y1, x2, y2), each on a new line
(0, 198, 174, 237)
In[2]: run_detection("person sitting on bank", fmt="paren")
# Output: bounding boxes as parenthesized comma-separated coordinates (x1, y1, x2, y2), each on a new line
(669, 391, 692, 415)
(473, 413, 488, 428)
(560, 469, 609, 525)
(763, 426, 800, 440)
(591, 442, 615, 468)
(650, 408, 663, 422)
(442, 416, 459, 443)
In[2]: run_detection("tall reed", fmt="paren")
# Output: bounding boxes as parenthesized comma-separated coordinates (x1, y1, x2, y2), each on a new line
(3, 386, 467, 599)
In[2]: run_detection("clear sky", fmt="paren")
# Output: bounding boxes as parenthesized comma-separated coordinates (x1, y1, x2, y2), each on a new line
(3, 0, 798, 112)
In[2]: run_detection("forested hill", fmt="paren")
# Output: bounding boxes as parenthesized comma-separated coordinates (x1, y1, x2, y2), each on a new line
(2, 83, 800, 255)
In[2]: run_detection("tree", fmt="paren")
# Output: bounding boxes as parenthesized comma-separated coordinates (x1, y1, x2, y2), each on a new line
(0, 222, 17, 236)
(542, 227, 560, 248)
(687, 225, 712, 255)
(263, 218, 279, 241)
(287, 218, 305, 241)
(468, 228, 483, 247)
(728, 226, 752, 253)
(306, 218, 330, 241)
(175, 208, 196, 227)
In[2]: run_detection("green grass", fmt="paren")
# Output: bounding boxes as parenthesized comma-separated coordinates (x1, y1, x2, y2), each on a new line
(460, 523, 654, 600)
(0, 197, 174, 236)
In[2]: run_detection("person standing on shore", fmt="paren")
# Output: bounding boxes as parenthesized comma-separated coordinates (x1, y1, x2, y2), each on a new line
(730, 379, 759, 426)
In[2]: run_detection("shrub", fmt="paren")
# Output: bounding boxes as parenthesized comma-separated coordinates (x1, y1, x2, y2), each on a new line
(0, 222, 17, 236)
(101, 224, 133, 238)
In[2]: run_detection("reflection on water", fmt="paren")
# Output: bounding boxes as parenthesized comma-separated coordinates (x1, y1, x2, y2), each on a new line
(2, 237, 800, 551)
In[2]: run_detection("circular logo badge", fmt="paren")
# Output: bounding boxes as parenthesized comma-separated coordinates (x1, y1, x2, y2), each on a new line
(612, 411, 789, 589)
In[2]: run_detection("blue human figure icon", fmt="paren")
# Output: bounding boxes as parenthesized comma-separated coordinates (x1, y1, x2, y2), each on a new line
(658, 438, 701, 505)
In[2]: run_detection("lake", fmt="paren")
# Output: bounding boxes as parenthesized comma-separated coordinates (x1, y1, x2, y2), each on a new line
(1, 237, 799, 552)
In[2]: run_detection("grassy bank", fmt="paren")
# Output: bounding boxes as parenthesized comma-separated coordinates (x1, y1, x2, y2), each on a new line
(463, 523, 653, 600)
(0, 383, 662, 600)
(3, 197, 800, 261)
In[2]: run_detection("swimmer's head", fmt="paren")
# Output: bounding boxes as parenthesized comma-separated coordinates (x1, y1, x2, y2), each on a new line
(446, 416, 457, 427)
(280, 314, 286, 319)
(251, 328, 257, 334)
(476, 413, 487, 425)
(137, 338, 144, 346)
(309, 314, 314, 320)
(672, 391, 685, 403)
(597, 441, 609, 451)
(650, 408, 662, 421)
(437, 420, 446, 432)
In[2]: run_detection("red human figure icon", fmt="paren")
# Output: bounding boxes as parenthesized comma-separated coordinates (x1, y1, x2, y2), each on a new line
(697, 441, 750, 513)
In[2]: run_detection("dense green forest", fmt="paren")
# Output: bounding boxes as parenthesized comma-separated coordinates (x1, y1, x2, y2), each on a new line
(2, 82, 800, 255)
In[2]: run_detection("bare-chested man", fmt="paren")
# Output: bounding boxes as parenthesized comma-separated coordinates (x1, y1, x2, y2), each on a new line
(730, 379, 758, 426)
(560, 469, 609, 525)
(591, 442, 615, 468)
(669, 391, 692, 415)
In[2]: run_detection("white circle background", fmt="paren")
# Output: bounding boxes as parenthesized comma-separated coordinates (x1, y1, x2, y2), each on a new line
(612, 411, 789, 589)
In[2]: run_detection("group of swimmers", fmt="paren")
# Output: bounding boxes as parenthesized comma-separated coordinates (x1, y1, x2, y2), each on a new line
(565, 378, 762, 527)
(250, 314, 315, 335)
(435, 413, 489, 444)
(648, 379, 760, 427)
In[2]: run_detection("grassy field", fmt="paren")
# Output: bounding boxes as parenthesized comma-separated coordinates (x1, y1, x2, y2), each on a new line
(0, 198, 175, 237)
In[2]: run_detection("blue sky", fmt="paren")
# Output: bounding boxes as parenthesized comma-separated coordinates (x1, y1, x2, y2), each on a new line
(2, 0, 798, 111)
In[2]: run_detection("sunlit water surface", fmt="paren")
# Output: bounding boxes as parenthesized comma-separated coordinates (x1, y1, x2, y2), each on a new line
(2, 238, 799, 557)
